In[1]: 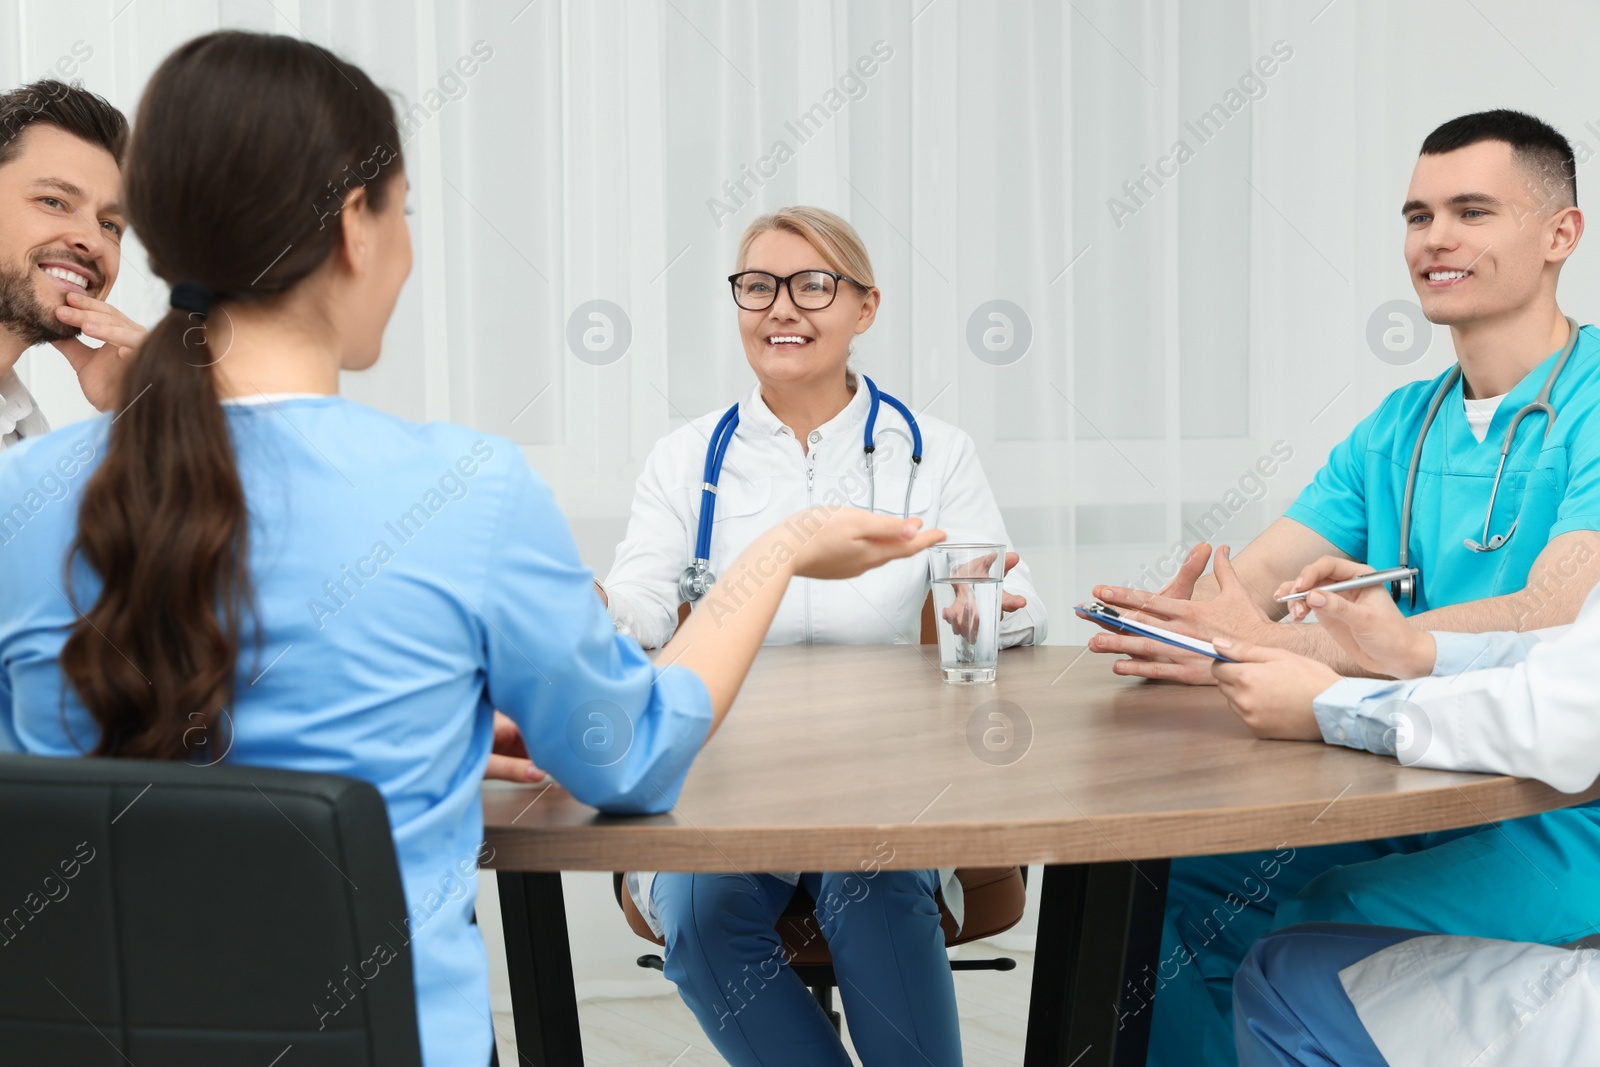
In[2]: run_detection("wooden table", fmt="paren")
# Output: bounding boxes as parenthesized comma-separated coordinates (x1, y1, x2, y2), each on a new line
(483, 644, 1600, 1066)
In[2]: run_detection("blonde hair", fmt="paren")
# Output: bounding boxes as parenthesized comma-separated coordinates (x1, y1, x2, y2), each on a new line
(735, 205, 876, 289)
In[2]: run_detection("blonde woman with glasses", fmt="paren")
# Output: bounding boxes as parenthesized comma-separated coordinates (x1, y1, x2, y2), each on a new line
(596, 206, 1046, 1066)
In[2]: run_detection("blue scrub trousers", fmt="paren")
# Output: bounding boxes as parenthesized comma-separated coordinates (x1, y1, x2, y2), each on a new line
(1147, 804, 1600, 1067)
(652, 869, 963, 1066)
(1232, 923, 1419, 1066)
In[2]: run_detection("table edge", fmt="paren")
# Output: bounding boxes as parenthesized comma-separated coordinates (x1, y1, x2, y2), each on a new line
(482, 770, 1600, 872)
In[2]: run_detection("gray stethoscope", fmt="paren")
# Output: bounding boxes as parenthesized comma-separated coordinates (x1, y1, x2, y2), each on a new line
(678, 375, 924, 603)
(1392, 316, 1581, 609)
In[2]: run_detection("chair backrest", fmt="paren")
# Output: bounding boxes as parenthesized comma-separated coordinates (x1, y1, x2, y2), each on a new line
(0, 753, 422, 1067)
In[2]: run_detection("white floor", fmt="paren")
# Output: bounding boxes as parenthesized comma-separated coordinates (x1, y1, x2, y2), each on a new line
(490, 941, 1034, 1066)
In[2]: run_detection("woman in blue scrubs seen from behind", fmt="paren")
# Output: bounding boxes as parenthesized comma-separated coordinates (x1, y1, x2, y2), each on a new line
(0, 33, 944, 1067)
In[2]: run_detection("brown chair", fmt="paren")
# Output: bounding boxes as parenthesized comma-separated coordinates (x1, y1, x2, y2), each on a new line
(624, 593, 1028, 1032)
(612, 867, 1026, 1030)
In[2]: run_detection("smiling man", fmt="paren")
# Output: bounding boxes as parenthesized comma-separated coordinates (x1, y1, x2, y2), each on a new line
(0, 79, 144, 448)
(1095, 109, 1600, 679)
(1085, 111, 1600, 1067)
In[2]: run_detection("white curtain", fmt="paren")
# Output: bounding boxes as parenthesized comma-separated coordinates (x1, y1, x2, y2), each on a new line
(10, 0, 1600, 647)
(12, 0, 1600, 646)
(7, 0, 1600, 1004)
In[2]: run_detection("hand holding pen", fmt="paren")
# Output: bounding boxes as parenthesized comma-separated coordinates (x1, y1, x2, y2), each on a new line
(1273, 558, 1436, 680)
(1275, 566, 1420, 607)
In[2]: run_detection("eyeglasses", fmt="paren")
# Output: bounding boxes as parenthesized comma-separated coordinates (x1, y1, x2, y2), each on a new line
(727, 270, 865, 312)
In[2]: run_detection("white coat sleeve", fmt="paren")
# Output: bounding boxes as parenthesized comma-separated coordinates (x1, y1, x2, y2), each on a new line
(1342, 933, 1600, 1067)
(933, 430, 1046, 647)
(601, 436, 696, 649)
(1311, 611, 1600, 793)
(1430, 628, 1562, 675)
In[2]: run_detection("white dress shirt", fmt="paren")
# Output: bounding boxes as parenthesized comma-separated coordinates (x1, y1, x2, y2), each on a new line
(0, 368, 50, 450)
(602, 378, 1046, 649)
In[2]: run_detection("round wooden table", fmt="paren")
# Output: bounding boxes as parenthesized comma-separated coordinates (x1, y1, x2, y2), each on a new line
(484, 644, 1599, 1066)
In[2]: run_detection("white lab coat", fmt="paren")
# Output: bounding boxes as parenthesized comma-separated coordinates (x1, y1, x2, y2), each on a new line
(606, 377, 1046, 936)
(1319, 584, 1600, 1064)
(1342, 933, 1600, 1067)
(602, 378, 1046, 650)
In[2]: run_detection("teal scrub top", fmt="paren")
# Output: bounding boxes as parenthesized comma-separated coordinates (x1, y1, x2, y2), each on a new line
(1286, 325, 1600, 615)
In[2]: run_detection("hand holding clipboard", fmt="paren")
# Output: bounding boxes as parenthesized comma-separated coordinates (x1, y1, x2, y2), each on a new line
(1075, 602, 1238, 663)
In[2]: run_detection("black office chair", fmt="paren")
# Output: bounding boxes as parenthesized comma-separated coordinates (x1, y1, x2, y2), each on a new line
(0, 753, 423, 1067)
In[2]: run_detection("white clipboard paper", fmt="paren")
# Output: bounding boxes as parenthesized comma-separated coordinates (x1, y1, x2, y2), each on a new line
(1074, 602, 1238, 663)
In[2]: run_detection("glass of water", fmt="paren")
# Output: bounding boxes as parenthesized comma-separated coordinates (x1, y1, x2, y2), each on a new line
(930, 543, 1006, 683)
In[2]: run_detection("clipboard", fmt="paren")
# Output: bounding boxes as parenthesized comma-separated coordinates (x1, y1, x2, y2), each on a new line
(1074, 602, 1238, 663)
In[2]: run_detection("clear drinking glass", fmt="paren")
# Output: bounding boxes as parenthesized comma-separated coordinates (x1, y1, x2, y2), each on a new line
(930, 543, 1006, 684)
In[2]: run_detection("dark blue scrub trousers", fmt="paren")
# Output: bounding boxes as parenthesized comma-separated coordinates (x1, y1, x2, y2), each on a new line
(1149, 803, 1600, 1066)
(1232, 923, 1421, 1065)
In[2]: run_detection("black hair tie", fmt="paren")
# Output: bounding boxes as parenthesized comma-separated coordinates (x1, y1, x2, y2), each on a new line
(169, 282, 215, 317)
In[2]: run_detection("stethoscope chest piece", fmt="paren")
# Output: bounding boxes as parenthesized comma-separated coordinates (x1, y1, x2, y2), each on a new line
(679, 558, 716, 603)
(1390, 570, 1418, 611)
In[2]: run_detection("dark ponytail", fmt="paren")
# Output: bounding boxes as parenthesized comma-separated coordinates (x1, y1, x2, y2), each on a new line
(60, 32, 403, 760)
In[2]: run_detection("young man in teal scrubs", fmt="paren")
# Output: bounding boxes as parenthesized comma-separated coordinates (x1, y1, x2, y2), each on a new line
(1087, 110, 1600, 1066)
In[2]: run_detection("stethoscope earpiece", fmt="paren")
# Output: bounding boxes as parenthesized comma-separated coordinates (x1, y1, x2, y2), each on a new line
(1465, 525, 1515, 553)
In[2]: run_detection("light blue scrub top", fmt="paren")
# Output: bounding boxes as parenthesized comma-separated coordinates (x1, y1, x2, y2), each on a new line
(1286, 325, 1600, 615)
(0, 397, 713, 1067)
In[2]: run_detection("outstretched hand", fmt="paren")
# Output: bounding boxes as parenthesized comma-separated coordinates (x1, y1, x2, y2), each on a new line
(1089, 544, 1273, 685)
(787, 508, 947, 580)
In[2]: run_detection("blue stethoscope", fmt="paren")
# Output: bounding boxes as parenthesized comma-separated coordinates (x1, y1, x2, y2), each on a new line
(678, 375, 924, 603)
(1392, 316, 1580, 609)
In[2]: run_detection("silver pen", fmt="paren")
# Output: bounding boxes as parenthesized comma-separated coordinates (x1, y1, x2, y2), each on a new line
(1275, 566, 1419, 603)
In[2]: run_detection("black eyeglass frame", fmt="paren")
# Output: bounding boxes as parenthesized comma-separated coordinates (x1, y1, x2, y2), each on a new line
(726, 269, 869, 312)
